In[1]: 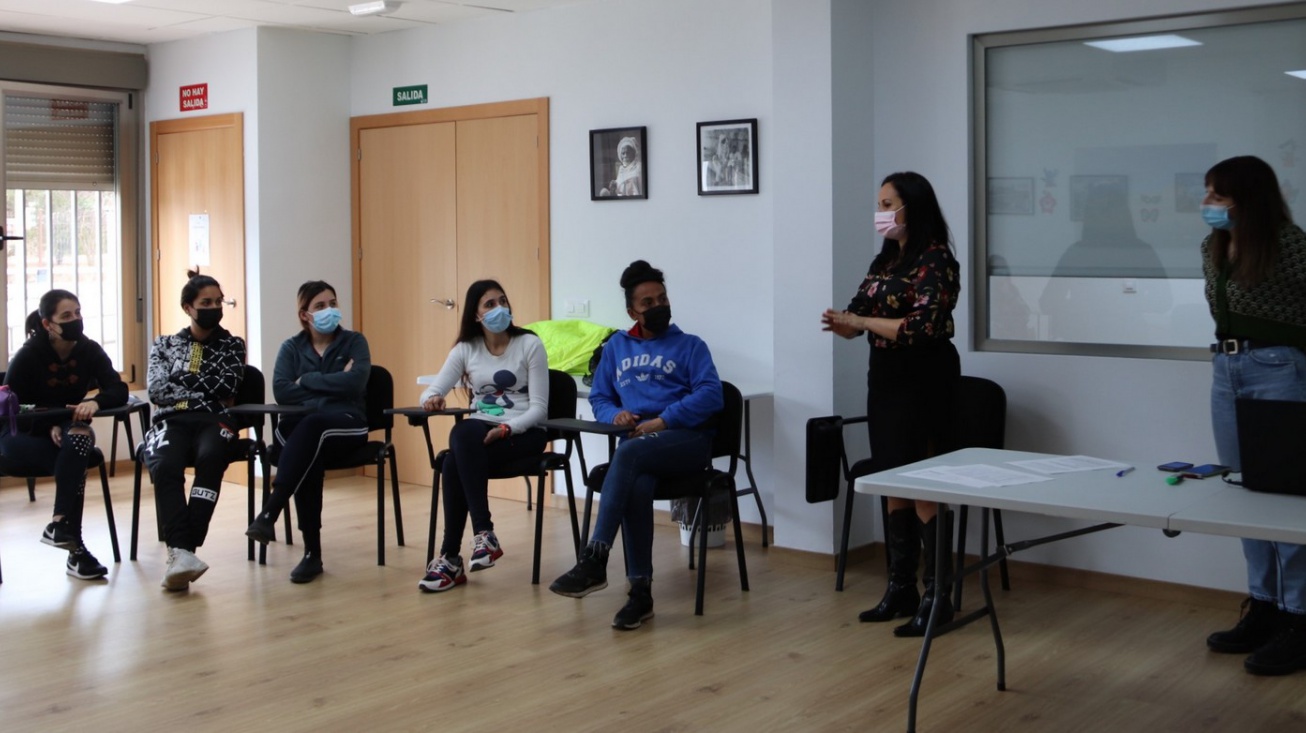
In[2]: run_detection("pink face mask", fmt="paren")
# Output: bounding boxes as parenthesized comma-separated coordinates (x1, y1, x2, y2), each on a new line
(874, 207, 905, 240)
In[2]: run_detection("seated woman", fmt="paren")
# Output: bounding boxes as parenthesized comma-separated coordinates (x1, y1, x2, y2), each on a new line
(549, 260, 723, 630)
(143, 269, 246, 591)
(245, 280, 370, 584)
(0, 289, 127, 580)
(417, 279, 549, 593)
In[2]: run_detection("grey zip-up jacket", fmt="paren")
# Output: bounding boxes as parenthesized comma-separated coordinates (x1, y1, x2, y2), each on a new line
(273, 328, 370, 414)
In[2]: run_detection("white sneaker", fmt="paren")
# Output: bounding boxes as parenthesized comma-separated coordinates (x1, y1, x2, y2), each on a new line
(162, 547, 209, 591)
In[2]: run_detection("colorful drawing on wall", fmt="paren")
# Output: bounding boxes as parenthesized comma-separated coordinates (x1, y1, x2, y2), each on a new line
(1174, 173, 1204, 213)
(987, 177, 1035, 215)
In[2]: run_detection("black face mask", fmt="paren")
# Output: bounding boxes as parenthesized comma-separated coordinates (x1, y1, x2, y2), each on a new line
(194, 307, 224, 330)
(641, 305, 672, 335)
(54, 319, 84, 342)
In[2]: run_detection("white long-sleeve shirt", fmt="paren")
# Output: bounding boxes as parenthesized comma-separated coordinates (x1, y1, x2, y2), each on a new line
(420, 333, 549, 434)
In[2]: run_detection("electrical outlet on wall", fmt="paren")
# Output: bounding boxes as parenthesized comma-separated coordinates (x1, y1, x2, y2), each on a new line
(565, 299, 591, 318)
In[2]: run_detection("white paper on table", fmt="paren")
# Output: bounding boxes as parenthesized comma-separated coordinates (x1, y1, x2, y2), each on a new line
(900, 464, 1051, 488)
(1007, 455, 1129, 475)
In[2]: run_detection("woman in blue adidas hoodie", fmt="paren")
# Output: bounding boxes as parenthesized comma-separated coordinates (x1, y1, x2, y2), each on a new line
(549, 260, 723, 630)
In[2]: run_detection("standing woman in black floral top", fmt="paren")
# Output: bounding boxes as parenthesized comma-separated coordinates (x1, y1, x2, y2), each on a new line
(822, 171, 961, 637)
(143, 269, 246, 591)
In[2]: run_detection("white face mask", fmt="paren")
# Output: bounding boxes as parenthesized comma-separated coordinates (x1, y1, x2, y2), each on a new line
(874, 207, 905, 240)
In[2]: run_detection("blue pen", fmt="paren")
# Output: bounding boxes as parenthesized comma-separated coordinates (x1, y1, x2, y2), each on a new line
(1115, 467, 1135, 477)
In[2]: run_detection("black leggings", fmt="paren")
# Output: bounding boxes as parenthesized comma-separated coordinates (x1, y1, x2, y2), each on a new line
(143, 411, 238, 552)
(266, 411, 368, 549)
(0, 421, 94, 530)
(440, 419, 547, 557)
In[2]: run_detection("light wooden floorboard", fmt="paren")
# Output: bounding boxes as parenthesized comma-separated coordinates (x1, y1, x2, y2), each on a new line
(1, 473, 1304, 732)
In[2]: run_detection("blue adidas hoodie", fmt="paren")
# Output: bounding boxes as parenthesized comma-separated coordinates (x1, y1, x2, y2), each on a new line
(590, 323, 723, 430)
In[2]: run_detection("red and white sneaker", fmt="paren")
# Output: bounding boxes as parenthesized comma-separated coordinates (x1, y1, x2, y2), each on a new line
(469, 531, 504, 571)
(418, 555, 466, 593)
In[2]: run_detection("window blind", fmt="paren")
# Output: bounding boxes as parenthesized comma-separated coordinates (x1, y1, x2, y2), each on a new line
(4, 95, 117, 189)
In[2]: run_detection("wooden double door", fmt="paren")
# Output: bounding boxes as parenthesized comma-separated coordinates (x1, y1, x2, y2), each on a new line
(352, 98, 551, 498)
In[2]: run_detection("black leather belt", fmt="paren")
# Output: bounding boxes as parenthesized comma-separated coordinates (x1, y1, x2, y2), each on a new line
(1210, 338, 1279, 355)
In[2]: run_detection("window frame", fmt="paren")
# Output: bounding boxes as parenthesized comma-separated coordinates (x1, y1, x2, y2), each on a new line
(971, 3, 1306, 361)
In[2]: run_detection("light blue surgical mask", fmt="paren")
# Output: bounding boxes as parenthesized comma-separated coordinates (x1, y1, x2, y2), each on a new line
(1201, 204, 1235, 231)
(310, 307, 342, 334)
(481, 306, 512, 334)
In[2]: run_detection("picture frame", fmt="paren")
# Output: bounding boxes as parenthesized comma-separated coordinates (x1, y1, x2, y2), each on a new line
(986, 177, 1035, 215)
(590, 126, 647, 200)
(1069, 174, 1129, 222)
(1174, 173, 1204, 213)
(697, 118, 758, 195)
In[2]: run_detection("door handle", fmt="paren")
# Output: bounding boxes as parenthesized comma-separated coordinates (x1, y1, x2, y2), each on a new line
(430, 298, 456, 310)
(0, 225, 24, 251)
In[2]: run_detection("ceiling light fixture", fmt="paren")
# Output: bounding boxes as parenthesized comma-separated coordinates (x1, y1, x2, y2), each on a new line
(1287, 70, 1306, 80)
(86, 0, 135, 4)
(349, 0, 401, 16)
(1084, 34, 1202, 52)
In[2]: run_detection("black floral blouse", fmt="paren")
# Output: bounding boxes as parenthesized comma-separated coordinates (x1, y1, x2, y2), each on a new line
(846, 242, 960, 349)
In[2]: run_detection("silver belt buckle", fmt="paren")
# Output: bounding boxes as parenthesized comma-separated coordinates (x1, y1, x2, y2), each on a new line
(1221, 339, 1240, 355)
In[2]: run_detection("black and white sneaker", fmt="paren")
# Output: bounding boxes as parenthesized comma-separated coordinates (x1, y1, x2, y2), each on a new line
(66, 546, 108, 580)
(548, 543, 609, 598)
(612, 578, 654, 630)
(42, 520, 79, 550)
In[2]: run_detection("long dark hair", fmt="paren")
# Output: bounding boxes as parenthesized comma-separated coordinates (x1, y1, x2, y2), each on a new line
(871, 171, 954, 274)
(181, 267, 222, 308)
(620, 260, 664, 307)
(455, 279, 530, 346)
(297, 280, 336, 333)
(25, 289, 79, 339)
(1205, 155, 1292, 287)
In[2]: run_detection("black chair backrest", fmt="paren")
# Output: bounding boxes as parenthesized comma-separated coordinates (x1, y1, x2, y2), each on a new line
(710, 381, 743, 471)
(364, 365, 395, 432)
(957, 375, 1006, 450)
(230, 364, 266, 431)
(805, 415, 845, 503)
(543, 369, 578, 442)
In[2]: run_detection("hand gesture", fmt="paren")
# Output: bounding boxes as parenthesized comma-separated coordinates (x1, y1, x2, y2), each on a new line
(68, 400, 99, 422)
(422, 394, 446, 412)
(821, 308, 861, 339)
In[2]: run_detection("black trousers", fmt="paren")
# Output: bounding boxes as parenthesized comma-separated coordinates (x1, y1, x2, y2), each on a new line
(0, 421, 93, 530)
(440, 419, 547, 557)
(143, 411, 238, 552)
(866, 339, 961, 472)
(269, 411, 369, 541)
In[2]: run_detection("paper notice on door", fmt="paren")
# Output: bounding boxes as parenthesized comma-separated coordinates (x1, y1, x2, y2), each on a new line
(189, 214, 210, 266)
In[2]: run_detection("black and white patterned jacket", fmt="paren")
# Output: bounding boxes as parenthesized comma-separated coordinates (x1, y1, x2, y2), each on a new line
(147, 326, 246, 422)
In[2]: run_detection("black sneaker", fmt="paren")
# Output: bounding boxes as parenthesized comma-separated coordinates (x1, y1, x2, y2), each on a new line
(549, 544, 609, 598)
(612, 578, 654, 630)
(1245, 613, 1306, 676)
(1208, 597, 1284, 654)
(289, 551, 324, 584)
(42, 520, 79, 550)
(245, 515, 277, 545)
(66, 546, 108, 580)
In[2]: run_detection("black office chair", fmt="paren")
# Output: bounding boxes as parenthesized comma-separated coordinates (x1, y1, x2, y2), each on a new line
(0, 403, 141, 583)
(419, 369, 581, 584)
(805, 375, 1011, 602)
(106, 396, 151, 477)
(952, 375, 1011, 607)
(130, 364, 268, 561)
(579, 381, 750, 616)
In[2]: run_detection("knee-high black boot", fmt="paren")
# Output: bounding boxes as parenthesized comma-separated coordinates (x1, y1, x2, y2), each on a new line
(859, 508, 921, 622)
(895, 512, 954, 637)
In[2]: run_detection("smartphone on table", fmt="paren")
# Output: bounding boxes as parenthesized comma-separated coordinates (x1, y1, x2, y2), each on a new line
(1180, 464, 1231, 479)
(1157, 462, 1193, 472)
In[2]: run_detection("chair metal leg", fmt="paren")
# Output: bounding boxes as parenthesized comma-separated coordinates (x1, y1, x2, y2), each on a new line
(954, 505, 970, 609)
(376, 456, 387, 566)
(390, 448, 404, 547)
(130, 457, 143, 561)
(532, 472, 546, 584)
(524, 476, 533, 510)
(695, 505, 709, 616)
(729, 484, 750, 592)
(98, 461, 121, 563)
(427, 469, 441, 566)
(248, 459, 257, 563)
(563, 465, 580, 555)
(994, 509, 1011, 591)
(27, 477, 36, 502)
(109, 417, 120, 477)
(835, 478, 858, 591)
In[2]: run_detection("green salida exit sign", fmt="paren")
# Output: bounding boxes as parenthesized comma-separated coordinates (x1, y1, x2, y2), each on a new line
(393, 85, 428, 106)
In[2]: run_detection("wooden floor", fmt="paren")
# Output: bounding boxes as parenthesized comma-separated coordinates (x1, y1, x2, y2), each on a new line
(2, 472, 1304, 733)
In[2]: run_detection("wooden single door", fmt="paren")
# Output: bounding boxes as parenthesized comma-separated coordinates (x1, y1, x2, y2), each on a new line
(151, 113, 246, 341)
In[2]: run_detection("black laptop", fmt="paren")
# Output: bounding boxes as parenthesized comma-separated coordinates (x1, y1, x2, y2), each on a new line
(1235, 398, 1306, 496)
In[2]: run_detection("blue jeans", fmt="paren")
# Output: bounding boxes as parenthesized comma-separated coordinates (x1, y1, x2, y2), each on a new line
(590, 429, 713, 581)
(1211, 346, 1306, 613)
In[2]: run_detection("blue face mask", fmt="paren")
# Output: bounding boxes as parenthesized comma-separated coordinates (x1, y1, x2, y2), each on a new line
(1201, 204, 1235, 230)
(481, 306, 512, 334)
(310, 307, 342, 334)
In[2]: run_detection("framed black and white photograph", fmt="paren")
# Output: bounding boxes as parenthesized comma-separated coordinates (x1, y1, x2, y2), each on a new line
(590, 126, 647, 200)
(1174, 173, 1205, 213)
(986, 177, 1035, 215)
(697, 118, 758, 195)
